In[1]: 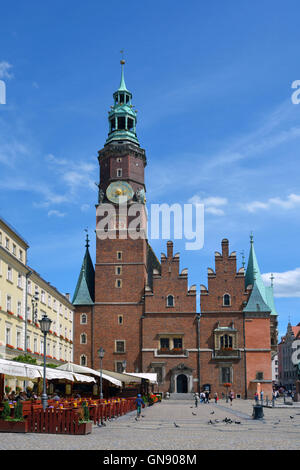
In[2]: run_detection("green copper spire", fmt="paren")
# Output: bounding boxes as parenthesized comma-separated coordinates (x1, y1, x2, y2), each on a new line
(244, 234, 277, 316)
(105, 59, 139, 146)
(243, 278, 271, 314)
(118, 59, 128, 92)
(72, 232, 95, 305)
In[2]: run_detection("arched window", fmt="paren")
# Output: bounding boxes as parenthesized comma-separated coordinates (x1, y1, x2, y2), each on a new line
(167, 295, 174, 307)
(223, 294, 231, 306)
(80, 333, 87, 344)
(80, 355, 87, 366)
(81, 314, 87, 324)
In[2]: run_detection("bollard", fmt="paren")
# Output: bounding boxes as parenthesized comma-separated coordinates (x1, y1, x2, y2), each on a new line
(252, 404, 264, 419)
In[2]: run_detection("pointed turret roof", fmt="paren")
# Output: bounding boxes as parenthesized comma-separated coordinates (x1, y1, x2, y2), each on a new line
(244, 235, 277, 316)
(243, 279, 271, 314)
(72, 234, 95, 306)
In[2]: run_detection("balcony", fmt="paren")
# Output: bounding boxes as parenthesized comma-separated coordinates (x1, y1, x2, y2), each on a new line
(157, 348, 187, 356)
(212, 348, 241, 360)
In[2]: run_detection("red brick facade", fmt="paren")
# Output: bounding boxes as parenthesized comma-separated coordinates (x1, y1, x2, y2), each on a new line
(72, 78, 274, 399)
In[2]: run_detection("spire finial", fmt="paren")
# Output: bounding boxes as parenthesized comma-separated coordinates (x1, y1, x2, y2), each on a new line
(120, 49, 125, 64)
(270, 273, 274, 287)
(250, 231, 254, 244)
(84, 228, 89, 248)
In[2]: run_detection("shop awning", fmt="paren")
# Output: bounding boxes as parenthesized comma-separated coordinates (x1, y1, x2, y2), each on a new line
(0, 358, 96, 383)
(57, 362, 122, 387)
(124, 372, 158, 384)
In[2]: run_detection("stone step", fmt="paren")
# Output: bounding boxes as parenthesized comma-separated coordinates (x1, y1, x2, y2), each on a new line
(169, 393, 195, 400)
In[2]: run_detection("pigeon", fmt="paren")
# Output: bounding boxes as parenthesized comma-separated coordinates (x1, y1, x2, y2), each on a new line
(192, 412, 197, 416)
(174, 422, 180, 428)
(210, 411, 215, 415)
(235, 420, 241, 424)
(215, 419, 220, 423)
(208, 420, 214, 424)
(290, 416, 294, 419)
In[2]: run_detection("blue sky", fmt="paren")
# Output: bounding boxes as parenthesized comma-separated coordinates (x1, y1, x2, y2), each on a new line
(0, 1, 300, 338)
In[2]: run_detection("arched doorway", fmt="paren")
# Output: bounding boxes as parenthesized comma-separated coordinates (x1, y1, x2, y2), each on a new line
(176, 374, 188, 393)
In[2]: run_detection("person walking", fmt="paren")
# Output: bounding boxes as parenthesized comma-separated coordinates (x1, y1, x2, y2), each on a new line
(260, 390, 264, 404)
(229, 390, 234, 406)
(254, 392, 259, 403)
(194, 393, 199, 408)
(214, 392, 218, 404)
(205, 390, 210, 403)
(135, 394, 145, 420)
(200, 391, 205, 403)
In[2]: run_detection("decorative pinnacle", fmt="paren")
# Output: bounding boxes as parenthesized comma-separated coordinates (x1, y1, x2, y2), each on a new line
(84, 228, 89, 248)
(270, 273, 274, 287)
(250, 231, 254, 244)
(240, 250, 245, 268)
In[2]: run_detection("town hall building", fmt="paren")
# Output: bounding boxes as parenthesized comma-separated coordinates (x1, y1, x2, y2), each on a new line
(72, 61, 278, 398)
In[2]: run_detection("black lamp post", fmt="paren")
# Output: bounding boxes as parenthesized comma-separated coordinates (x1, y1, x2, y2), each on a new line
(39, 314, 52, 411)
(98, 347, 105, 400)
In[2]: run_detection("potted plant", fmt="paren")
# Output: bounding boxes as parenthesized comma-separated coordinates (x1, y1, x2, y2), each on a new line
(77, 401, 92, 434)
(0, 401, 29, 433)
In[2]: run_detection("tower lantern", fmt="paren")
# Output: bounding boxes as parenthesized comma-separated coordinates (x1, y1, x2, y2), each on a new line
(106, 59, 139, 146)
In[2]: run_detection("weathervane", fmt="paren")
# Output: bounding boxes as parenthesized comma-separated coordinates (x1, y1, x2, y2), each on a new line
(270, 273, 274, 287)
(240, 250, 245, 268)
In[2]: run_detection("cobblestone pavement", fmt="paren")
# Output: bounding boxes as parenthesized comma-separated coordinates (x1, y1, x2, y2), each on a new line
(1, 399, 300, 450)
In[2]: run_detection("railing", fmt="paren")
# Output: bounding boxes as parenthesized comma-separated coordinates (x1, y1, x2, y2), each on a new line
(212, 349, 241, 359)
(157, 348, 187, 356)
(0, 397, 137, 434)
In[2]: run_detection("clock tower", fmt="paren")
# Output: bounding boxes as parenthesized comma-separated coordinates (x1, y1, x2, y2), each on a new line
(93, 60, 148, 374)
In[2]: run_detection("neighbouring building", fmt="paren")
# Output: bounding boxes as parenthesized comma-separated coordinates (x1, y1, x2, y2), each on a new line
(278, 322, 300, 390)
(72, 61, 278, 398)
(0, 216, 74, 390)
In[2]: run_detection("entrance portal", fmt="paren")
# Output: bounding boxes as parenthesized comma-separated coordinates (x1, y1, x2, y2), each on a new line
(176, 374, 188, 393)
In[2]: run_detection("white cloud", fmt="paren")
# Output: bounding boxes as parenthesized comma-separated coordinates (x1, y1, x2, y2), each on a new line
(262, 268, 300, 298)
(189, 195, 228, 216)
(0, 61, 13, 80)
(244, 193, 300, 213)
(47, 210, 66, 218)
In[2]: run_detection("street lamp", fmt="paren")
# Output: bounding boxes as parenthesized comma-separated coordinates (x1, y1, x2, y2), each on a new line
(196, 313, 201, 395)
(98, 347, 105, 400)
(39, 313, 52, 411)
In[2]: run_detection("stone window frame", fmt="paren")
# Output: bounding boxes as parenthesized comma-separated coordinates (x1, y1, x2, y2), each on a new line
(115, 361, 124, 373)
(118, 315, 123, 325)
(115, 279, 122, 288)
(158, 334, 184, 352)
(80, 355, 87, 366)
(117, 168, 122, 178)
(115, 339, 125, 353)
(115, 266, 122, 275)
(219, 364, 233, 385)
(214, 326, 238, 350)
(117, 251, 123, 260)
(223, 293, 231, 306)
(80, 333, 87, 345)
(80, 313, 87, 324)
(166, 294, 175, 307)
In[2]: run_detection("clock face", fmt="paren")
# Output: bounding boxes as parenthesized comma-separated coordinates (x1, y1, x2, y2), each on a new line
(106, 181, 134, 204)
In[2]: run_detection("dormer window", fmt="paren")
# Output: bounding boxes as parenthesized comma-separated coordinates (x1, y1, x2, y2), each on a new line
(223, 294, 231, 306)
(167, 295, 174, 307)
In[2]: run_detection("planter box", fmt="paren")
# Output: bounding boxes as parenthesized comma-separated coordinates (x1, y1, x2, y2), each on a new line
(77, 421, 92, 435)
(0, 419, 29, 433)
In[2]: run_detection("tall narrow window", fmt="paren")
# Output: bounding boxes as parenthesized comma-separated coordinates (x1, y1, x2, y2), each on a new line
(81, 313, 87, 324)
(117, 168, 122, 177)
(167, 295, 174, 307)
(223, 294, 231, 306)
(80, 333, 87, 344)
